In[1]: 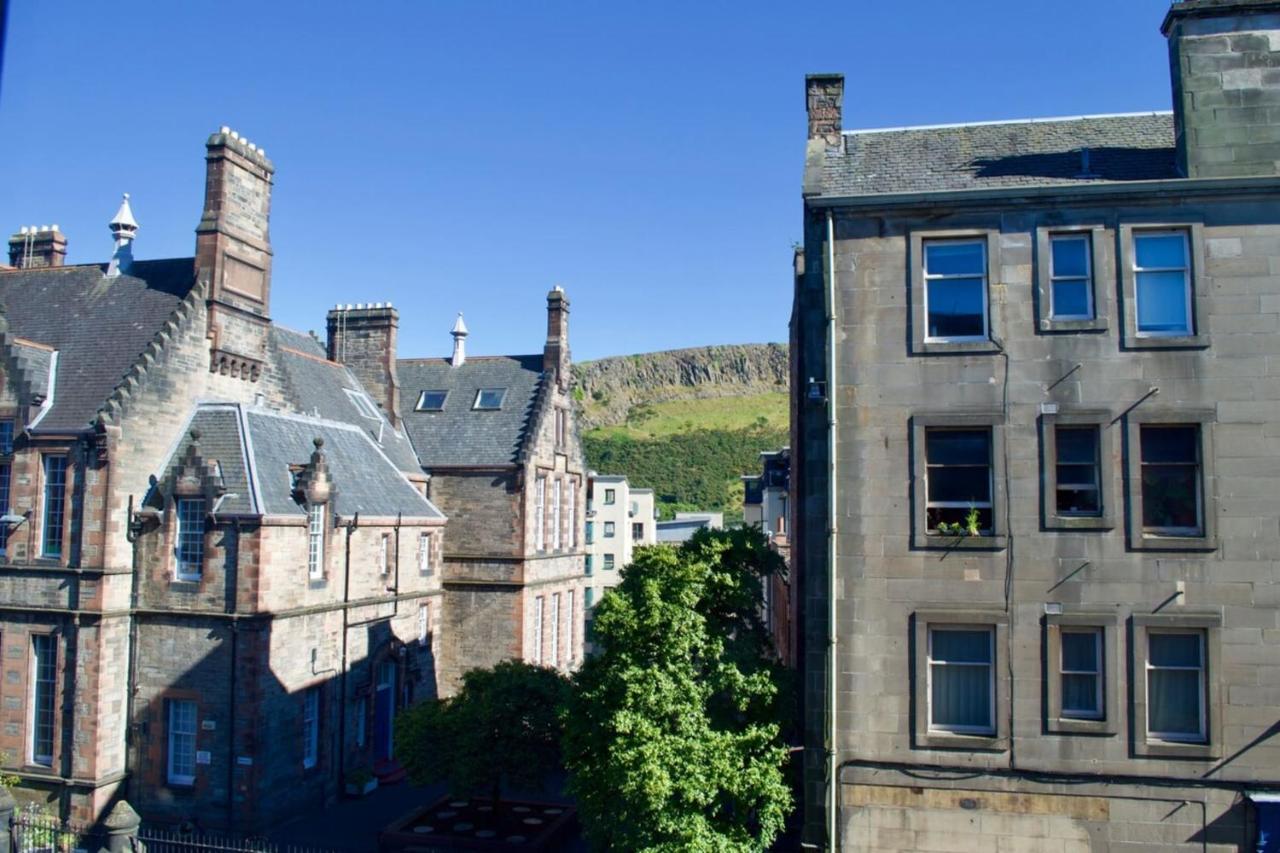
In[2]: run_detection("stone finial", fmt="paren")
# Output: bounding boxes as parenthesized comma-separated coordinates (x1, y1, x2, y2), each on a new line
(107, 193, 139, 278)
(451, 313, 468, 367)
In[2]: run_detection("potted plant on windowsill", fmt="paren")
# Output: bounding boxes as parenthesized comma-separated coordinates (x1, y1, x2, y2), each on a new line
(936, 506, 984, 538)
(344, 768, 377, 797)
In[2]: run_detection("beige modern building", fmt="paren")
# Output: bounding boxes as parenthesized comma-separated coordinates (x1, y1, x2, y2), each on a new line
(584, 474, 655, 606)
(793, 1, 1280, 850)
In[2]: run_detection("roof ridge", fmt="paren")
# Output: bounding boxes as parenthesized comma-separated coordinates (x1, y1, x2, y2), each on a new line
(278, 345, 339, 366)
(398, 353, 541, 363)
(844, 110, 1173, 136)
(11, 336, 55, 352)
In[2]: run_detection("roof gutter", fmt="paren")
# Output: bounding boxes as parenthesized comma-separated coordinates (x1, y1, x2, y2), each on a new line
(805, 174, 1280, 212)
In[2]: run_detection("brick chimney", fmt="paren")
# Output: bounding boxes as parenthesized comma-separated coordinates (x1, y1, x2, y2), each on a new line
(1163, 0, 1280, 178)
(327, 303, 401, 428)
(196, 127, 274, 382)
(543, 287, 570, 389)
(7, 226, 67, 269)
(805, 74, 844, 144)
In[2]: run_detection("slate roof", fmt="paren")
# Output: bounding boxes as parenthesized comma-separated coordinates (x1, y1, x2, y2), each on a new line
(0, 259, 196, 432)
(158, 404, 443, 519)
(271, 326, 421, 473)
(816, 112, 1178, 199)
(397, 355, 545, 468)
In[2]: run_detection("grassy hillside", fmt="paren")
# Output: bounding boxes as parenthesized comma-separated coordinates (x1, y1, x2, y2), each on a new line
(589, 392, 788, 440)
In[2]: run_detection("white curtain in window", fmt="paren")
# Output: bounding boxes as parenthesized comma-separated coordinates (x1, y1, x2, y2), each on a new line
(1148, 633, 1202, 737)
(930, 629, 992, 731)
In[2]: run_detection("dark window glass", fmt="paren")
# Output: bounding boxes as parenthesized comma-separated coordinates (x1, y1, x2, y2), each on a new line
(31, 635, 56, 765)
(603, 522, 615, 538)
(925, 429, 993, 533)
(473, 389, 505, 410)
(1060, 629, 1103, 719)
(928, 627, 994, 733)
(42, 456, 67, 558)
(1140, 426, 1201, 534)
(0, 421, 14, 456)
(603, 554, 615, 570)
(925, 241, 987, 340)
(0, 462, 10, 551)
(416, 390, 448, 411)
(1055, 426, 1101, 516)
(632, 523, 643, 540)
(1050, 235, 1092, 319)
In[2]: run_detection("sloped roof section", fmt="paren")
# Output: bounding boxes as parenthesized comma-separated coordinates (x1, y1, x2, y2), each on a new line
(160, 407, 256, 515)
(397, 354, 545, 468)
(271, 326, 421, 474)
(0, 259, 196, 432)
(818, 112, 1178, 198)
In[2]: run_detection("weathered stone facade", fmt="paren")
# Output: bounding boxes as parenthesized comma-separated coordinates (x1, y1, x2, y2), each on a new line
(795, 3, 1280, 850)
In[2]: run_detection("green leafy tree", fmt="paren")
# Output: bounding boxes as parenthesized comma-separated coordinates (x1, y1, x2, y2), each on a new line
(563, 527, 792, 852)
(396, 661, 569, 806)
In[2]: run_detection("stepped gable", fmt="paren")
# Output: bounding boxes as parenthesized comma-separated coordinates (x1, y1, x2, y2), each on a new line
(397, 354, 545, 468)
(271, 326, 421, 474)
(0, 259, 197, 432)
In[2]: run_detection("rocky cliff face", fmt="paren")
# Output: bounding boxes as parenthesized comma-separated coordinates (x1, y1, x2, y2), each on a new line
(572, 343, 789, 429)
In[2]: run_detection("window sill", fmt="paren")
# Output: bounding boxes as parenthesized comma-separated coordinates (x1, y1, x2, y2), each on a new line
(916, 340, 1002, 356)
(1049, 717, 1115, 736)
(1135, 739, 1219, 760)
(918, 731, 1009, 752)
(1040, 317, 1108, 334)
(1047, 515, 1114, 532)
(1123, 334, 1209, 351)
(1130, 533, 1218, 552)
(171, 578, 201, 589)
(915, 533, 1008, 551)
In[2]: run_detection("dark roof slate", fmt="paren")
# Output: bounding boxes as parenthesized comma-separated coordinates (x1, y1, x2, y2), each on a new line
(397, 355, 545, 468)
(271, 326, 422, 474)
(0, 259, 196, 432)
(818, 113, 1178, 198)
(161, 408, 256, 515)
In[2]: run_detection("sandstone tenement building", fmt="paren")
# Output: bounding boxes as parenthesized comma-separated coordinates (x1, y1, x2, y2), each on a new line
(793, 1, 1280, 849)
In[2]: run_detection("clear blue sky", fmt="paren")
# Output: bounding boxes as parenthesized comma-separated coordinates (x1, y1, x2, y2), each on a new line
(1, 1, 1173, 362)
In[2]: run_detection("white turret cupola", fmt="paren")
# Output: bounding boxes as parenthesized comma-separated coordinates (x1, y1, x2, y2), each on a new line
(106, 193, 138, 278)
(451, 312, 468, 367)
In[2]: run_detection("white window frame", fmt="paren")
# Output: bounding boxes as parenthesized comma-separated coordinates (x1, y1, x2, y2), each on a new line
(604, 521, 615, 538)
(344, 389, 382, 420)
(174, 497, 206, 581)
(1133, 229, 1193, 338)
(308, 503, 326, 580)
(29, 634, 56, 767)
(603, 553, 615, 570)
(302, 687, 320, 769)
(1146, 629, 1207, 744)
(378, 534, 389, 576)
(1049, 233, 1094, 321)
(418, 604, 430, 644)
(166, 698, 197, 786)
(1059, 627, 1104, 721)
(926, 625, 996, 736)
(534, 476, 546, 551)
(551, 593, 561, 669)
(473, 388, 506, 410)
(567, 479, 577, 548)
(552, 479, 562, 550)
(604, 488, 616, 505)
(532, 596, 544, 665)
(417, 531, 432, 574)
(414, 390, 448, 412)
(923, 238, 989, 344)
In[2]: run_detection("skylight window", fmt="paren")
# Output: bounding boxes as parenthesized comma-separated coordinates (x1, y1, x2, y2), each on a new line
(344, 389, 381, 420)
(473, 388, 506, 410)
(416, 390, 448, 412)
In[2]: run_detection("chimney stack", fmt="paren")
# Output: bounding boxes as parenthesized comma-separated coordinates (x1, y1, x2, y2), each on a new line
(106, 194, 138, 278)
(197, 126, 275, 381)
(450, 313, 468, 367)
(1163, 0, 1280, 178)
(327, 303, 402, 428)
(7, 226, 67, 269)
(543, 286, 570, 388)
(805, 74, 844, 144)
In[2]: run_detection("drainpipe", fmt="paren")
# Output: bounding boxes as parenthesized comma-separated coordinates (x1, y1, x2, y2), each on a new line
(224, 519, 240, 832)
(825, 209, 840, 851)
(338, 513, 358, 793)
(123, 495, 143, 800)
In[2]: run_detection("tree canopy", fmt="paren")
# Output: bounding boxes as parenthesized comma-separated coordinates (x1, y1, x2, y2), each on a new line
(562, 527, 792, 852)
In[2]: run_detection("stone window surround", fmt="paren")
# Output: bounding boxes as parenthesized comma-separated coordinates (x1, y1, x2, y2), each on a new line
(1119, 222, 1209, 350)
(160, 688, 200, 789)
(912, 609, 1010, 752)
(1124, 408, 1218, 552)
(909, 228, 1003, 355)
(1044, 610, 1121, 736)
(1130, 612, 1222, 760)
(910, 413, 1008, 551)
(1035, 224, 1110, 333)
(1040, 408, 1117, 532)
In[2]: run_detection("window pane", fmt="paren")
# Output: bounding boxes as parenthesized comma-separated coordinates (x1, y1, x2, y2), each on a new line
(1136, 270, 1190, 333)
(1051, 237, 1089, 278)
(926, 430, 990, 465)
(1056, 428, 1098, 465)
(1056, 484, 1100, 515)
(928, 467, 991, 504)
(417, 390, 447, 411)
(1141, 466, 1199, 529)
(1150, 633, 1201, 668)
(1140, 426, 1197, 464)
(1135, 233, 1186, 268)
(1061, 674, 1100, 715)
(1061, 631, 1098, 672)
(925, 241, 984, 276)
(932, 629, 991, 664)
(1148, 669, 1201, 736)
(927, 279, 985, 338)
(1052, 280, 1090, 318)
(931, 663, 991, 729)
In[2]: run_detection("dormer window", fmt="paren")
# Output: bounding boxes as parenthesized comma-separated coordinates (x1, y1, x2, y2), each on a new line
(344, 389, 381, 421)
(416, 390, 448, 412)
(473, 389, 506, 410)
(175, 498, 206, 581)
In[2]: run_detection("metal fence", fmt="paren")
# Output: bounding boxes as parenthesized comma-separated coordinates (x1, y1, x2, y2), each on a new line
(137, 825, 340, 853)
(11, 804, 106, 853)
